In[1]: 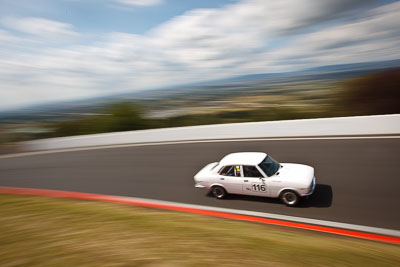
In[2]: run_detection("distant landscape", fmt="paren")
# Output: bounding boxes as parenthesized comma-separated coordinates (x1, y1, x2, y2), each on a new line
(1, 60, 399, 145)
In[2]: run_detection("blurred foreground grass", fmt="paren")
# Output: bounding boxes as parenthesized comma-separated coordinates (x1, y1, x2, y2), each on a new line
(0, 195, 399, 267)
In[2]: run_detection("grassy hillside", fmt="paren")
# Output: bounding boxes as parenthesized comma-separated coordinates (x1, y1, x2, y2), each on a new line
(1, 194, 399, 266)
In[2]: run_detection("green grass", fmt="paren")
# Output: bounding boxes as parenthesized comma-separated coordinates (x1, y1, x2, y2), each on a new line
(0, 195, 399, 266)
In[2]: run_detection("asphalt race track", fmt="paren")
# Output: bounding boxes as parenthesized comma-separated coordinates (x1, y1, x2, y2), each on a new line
(1, 137, 399, 230)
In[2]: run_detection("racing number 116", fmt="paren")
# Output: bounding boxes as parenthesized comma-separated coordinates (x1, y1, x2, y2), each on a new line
(252, 184, 266, 192)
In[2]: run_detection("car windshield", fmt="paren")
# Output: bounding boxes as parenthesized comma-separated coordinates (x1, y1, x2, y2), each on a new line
(258, 156, 280, 177)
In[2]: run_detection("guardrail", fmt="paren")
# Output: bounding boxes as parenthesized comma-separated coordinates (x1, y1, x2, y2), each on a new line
(26, 114, 400, 151)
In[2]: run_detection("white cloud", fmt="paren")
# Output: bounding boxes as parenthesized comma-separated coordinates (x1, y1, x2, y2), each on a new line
(1, 0, 399, 110)
(144, 0, 381, 71)
(113, 0, 163, 7)
(264, 1, 400, 66)
(0, 29, 18, 43)
(1, 16, 78, 38)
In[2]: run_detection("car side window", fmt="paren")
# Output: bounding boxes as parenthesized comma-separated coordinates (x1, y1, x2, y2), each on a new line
(219, 165, 241, 177)
(243, 165, 263, 177)
(219, 166, 234, 176)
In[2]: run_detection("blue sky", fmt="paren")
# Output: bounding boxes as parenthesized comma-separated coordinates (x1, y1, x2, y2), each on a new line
(0, 0, 232, 35)
(0, 0, 399, 110)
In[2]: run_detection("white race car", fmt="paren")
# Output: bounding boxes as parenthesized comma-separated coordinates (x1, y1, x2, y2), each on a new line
(194, 152, 316, 206)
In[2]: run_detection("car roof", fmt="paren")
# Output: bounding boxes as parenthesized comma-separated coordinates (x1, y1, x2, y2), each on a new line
(219, 152, 267, 166)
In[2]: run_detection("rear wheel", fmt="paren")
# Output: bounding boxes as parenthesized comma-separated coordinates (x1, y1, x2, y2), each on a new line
(280, 190, 300, 206)
(212, 186, 227, 199)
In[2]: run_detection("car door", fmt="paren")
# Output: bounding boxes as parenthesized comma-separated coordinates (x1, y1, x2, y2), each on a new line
(218, 165, 243, 194)
(242, 165, 270, 196)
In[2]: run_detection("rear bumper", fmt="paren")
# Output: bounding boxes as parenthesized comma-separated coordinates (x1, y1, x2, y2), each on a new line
(195, 183, 207, 189)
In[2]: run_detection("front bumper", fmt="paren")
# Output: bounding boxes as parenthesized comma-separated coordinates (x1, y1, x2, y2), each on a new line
(302, 176, 316, 196)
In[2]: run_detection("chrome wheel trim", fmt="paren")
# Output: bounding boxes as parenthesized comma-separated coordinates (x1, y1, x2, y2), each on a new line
(213, 187, 225, 198)
(282, 191, 297, 205)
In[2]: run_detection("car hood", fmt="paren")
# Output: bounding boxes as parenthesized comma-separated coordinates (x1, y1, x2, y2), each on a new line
(276, 163, 314, 184)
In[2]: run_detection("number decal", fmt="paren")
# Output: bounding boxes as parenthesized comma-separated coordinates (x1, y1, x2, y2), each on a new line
(251, 184, 266, 192)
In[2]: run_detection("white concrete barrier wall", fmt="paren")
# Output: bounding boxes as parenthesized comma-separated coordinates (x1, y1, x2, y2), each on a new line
(26, 114, 400, 151)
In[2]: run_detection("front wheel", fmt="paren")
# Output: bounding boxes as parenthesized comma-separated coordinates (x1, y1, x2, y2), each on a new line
(212, 186, 227, 199)
(280, 190, 300, 206)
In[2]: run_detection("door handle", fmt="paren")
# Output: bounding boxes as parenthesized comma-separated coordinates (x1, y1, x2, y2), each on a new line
(244, 180, 248, 182)
(220, 178, 225, 180)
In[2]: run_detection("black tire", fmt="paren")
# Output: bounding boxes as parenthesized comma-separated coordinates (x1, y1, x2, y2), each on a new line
(280, 190, 300, 207)
(212, 186, 227, 199)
